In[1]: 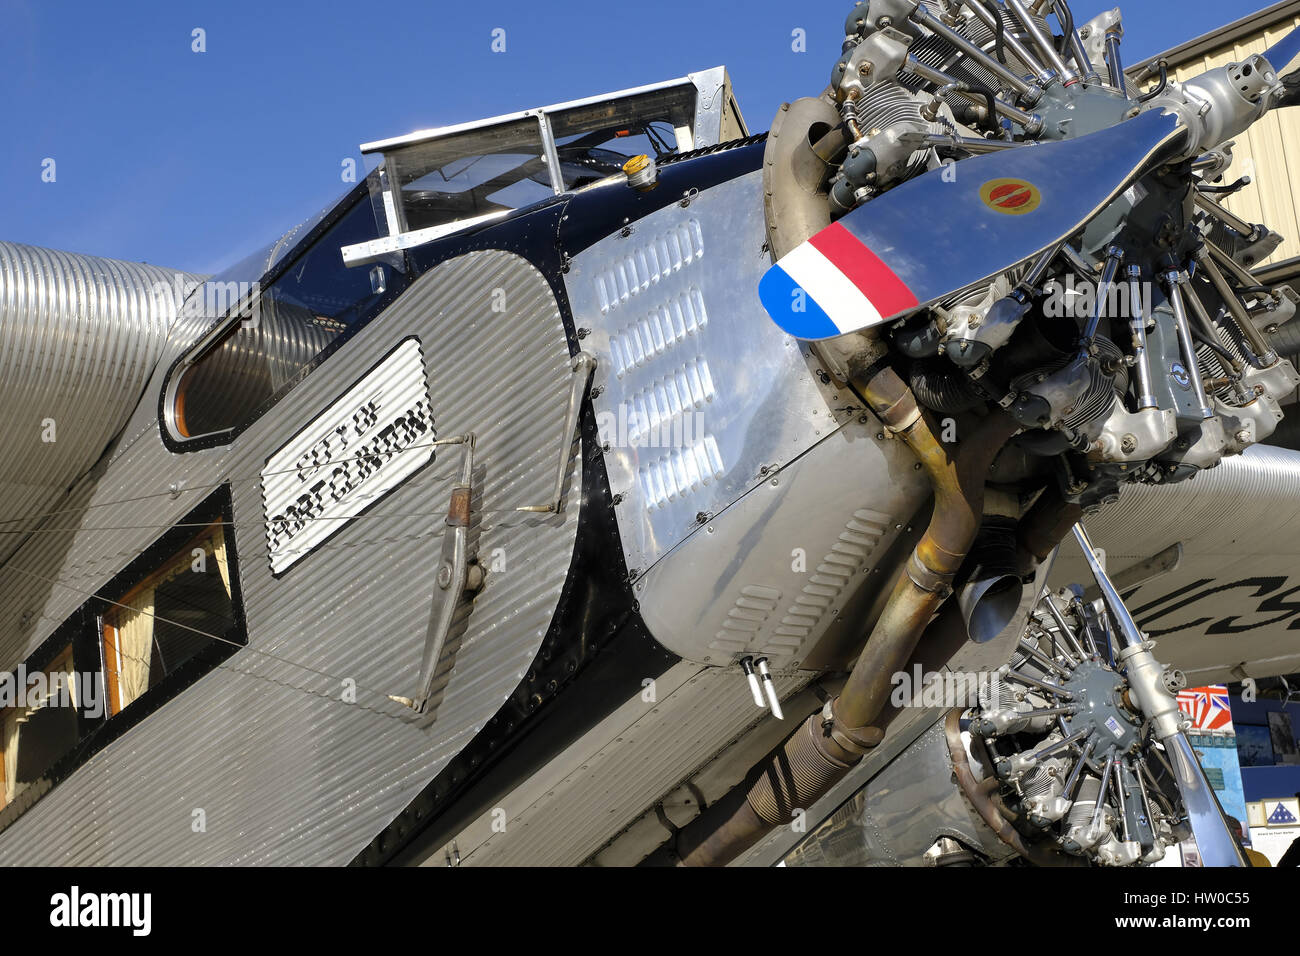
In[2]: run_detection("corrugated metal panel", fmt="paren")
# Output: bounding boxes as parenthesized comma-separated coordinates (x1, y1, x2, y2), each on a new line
(1162, 15, 1300, 269)
(0, 242, 199, 565)
(1050, 444, 1300, 682)
(1066, 444, 1300, 562)
(439, 663, 810, 867)
(0, 250, 580, 864)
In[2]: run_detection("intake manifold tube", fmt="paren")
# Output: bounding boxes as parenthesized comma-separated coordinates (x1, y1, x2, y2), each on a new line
(673, 364, 1021, 866)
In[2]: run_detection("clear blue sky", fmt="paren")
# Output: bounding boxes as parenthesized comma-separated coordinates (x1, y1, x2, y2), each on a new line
(0, 0, 1276, 274)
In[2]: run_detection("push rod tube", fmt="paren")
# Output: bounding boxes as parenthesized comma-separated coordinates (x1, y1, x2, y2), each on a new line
(1180, 272, 1245, 375)
(905, 56, 1044, 133)
(1055, 0, 1101, 84)
(1126, 264, 1158, 410)
(1194, 246, 1278, 366)
(1080, 246, 1123, 353)
(964, 0, 1055, 86)
(1194, 192, 1263, 242)
(1005, 0, 1078, 84)
(1162, 271, 1215, 418)
(911, 4, 1041, 103)
(1105, 27, 1128, 97)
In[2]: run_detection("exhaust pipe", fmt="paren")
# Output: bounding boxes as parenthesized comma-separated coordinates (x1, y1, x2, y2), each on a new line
(673, 363, 1021, 866)
(957, 575, 1025, 646)
(1018, 484, 1085, 570)
(667, 103, 1066, 867)
(762, 93, 844, 261)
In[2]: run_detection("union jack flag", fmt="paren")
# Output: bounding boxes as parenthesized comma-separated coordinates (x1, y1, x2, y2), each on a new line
(1177, 685, 1234, 732)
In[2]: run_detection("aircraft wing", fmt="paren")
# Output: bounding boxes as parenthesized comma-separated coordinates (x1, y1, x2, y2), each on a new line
(1051, 443, 1300, 684)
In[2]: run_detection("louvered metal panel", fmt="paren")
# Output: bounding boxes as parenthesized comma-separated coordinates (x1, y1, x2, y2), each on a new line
(564, 170, 857, 577)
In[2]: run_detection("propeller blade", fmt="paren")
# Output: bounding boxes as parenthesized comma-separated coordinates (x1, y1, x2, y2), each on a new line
(759, 107, 1186, 341)
(1165, 732, 1249, 867)
(1264, 23, 1300, 74)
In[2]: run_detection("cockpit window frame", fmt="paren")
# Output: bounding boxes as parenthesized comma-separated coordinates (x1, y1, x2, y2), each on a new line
(340, 69, 746, 269)
(158, 176, 401, 454)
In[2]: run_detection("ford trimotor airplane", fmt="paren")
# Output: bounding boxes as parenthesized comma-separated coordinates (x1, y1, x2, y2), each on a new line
(3, 1, 1300, 867)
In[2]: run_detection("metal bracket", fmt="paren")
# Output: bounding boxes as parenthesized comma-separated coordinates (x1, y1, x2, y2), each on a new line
(392, 434, 485, 714)
(517, 352, 597, 514)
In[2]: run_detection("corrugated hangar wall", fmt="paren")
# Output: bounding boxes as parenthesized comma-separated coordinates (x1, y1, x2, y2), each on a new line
(1137, 0, 1300, 278)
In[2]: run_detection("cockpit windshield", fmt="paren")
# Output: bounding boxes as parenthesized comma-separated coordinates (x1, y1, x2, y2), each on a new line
(388, 118, 555, 232)
(357, 70, 744, 258)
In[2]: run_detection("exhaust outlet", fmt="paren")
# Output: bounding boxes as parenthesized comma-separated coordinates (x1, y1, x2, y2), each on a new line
(957, 514, 1026, 645)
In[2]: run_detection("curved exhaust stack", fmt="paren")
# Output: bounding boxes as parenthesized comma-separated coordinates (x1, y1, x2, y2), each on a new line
(761, 94, 842, 261)
(667, 100, 1062, 867)
(762, 93, 885, 385)
(956, 501, 1026, 645)
(958, 573, 1025, 646)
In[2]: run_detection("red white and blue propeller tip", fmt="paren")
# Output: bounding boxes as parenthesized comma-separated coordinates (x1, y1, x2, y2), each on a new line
(758, 221, 918, 341)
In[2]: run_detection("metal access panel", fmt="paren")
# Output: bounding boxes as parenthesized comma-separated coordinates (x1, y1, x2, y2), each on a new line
(563, 169, 931, 666)
(563, 170, 857, 579)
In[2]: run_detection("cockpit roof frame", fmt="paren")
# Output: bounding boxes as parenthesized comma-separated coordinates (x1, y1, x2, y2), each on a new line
(340, 67, 747, 266)
(358, 66, 745, 155)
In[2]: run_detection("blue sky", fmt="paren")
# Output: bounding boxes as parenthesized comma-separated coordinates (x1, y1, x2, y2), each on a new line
(0, 0, 1277, 274)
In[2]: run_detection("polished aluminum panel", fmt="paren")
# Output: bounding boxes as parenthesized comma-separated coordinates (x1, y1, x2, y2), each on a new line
(634, 419, 928, 666)
(0, 242, 198, 565)
(564, 170, 856, 576)
(0, 251, 579, 864)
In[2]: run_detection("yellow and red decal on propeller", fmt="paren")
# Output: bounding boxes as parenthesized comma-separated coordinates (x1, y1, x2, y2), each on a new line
(980, 178, 1042, 215)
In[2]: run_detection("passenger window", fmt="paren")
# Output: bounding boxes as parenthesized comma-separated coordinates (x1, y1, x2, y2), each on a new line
(1, 647, 79, 807)
(102, 520, 236, 715)
(385, 117, 555, 232)
(168, 189, 403, 443)
(0, 490, 242, 829)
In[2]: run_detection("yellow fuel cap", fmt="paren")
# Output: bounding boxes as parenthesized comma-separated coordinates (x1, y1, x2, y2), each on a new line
(622, 154, 658, 190)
